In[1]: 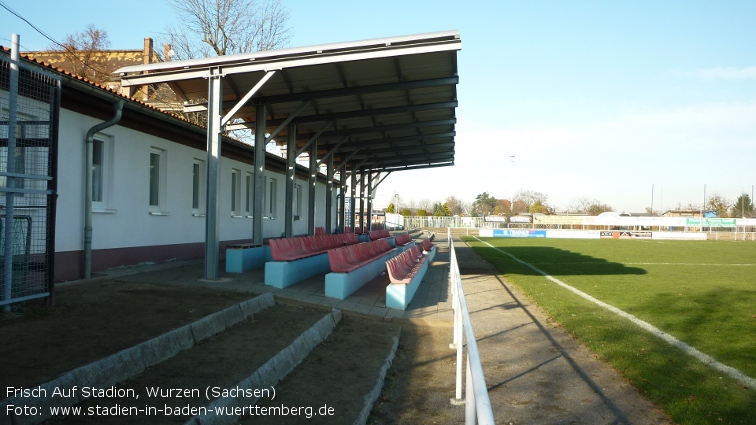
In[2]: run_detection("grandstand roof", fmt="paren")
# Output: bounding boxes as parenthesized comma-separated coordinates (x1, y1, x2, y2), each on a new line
(115, 31, 461, 174)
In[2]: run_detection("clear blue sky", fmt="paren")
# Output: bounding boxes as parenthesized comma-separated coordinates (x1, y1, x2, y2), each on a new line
(3, 0, 755, 213)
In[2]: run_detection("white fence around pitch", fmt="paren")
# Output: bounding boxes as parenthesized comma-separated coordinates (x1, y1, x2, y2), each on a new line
(385, 213, 756, 237)
(448, 228, 495, 424)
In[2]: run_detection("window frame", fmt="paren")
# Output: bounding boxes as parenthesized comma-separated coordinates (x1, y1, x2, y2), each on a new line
(148, 147, 168, 215)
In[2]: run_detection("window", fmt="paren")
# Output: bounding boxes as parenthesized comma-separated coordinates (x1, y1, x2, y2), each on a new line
(92, 139, 104, 203)
(245, 172, 253, 217)
(294, 183, 302, 220)
(192, 159, 205, 215)
(264, 176, 277, 218)
(231, 168, 241, 216)
(90, 135, 114, 211)
(148, 148, 167, 214)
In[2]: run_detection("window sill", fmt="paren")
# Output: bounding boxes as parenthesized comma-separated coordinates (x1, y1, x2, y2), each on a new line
(93, 209, 117, 214)
(192, 212, 206, 217)
(231, 214, 244, 219)
(149, 211, 170, 216)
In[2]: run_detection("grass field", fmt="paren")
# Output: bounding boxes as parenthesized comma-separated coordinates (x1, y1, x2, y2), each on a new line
(465, 237, 756, 425)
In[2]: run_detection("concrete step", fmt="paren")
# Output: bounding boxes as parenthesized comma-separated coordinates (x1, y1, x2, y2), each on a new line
(43, 303, 336, 425)
(242, 314, 401, 425)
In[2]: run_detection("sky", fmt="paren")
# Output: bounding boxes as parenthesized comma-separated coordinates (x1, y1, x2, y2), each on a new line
(2, 0, 755, 213)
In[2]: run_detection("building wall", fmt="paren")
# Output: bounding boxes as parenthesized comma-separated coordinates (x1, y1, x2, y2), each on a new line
(54, 108, 334, 281)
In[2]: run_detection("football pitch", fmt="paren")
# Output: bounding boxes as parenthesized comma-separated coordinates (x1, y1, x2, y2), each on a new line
(465, 236, 756, 424)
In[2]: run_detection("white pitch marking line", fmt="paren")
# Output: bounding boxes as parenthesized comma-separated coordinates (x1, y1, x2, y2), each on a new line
(530, 262, 755, 267)
(473, 237, 756, 389)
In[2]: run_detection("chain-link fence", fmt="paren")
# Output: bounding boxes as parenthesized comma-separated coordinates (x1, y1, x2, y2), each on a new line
(1, 52, 60, 309)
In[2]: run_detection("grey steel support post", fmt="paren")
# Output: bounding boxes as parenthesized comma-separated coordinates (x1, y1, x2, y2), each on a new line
(308, 139, 318, 235)
(360, 169, 367, 231)
(349, 171, 357, 231)
(3, 35, 20, 311)
(204, 67, 223, 280)
(339, 159, 346, 232)
(252, 103, 266, 245)
(326, 155, 334, 234)
(284, 123, 296, 238)
(366, 172, 373, 231)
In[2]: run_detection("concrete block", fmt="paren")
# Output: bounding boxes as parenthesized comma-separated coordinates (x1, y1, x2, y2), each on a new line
(190, 311, 228, 342)
(238, 297, 261, 319)
(255, 359, 279, 388)
(324, 250, 396, 300)
(218, 304, 244, 328)
(315, 314, 336, 341)
(225, 245, 267, 273)
(72, 345, 145, 391)
(332, 308, 343, 323)
(257, 292, 275, 309)
(386, 260, 429, 310)
(138, 325, 194, 367)
(301, 327, 321, 351)
(264, 253, 331, 288)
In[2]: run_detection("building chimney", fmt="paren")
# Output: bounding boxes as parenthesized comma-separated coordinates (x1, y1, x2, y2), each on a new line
(164, 43, 172, 62)
(142, 38, 153, 100)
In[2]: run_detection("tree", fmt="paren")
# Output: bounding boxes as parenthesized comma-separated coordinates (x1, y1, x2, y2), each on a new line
(511, 199, 528, 215)
(432, 202, 446, 216)
(587, 202, 612, 216)
(529, 200, 548, 214)
(472, 192, 496, 215)
(494, 199, 511, 215)
(53, 25, 112, 85)
(444, 196, 464, 216)
(513, 189, 548, 209)
(706, 193, 730, 218)
(442, 203, 452, 216)
(416, 209, 429, 217)
(164, 0, 292, 60)
(401, 208, 412, 217)
(385, 203, 395, 213)
(416, 198, 433, 212)
(732, 193, 754, 218)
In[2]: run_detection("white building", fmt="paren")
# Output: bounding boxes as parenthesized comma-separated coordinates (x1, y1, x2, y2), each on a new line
(2, 47, 335, 282)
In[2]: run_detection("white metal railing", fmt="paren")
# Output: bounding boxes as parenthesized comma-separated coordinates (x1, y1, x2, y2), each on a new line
(448, 228, 495, 424)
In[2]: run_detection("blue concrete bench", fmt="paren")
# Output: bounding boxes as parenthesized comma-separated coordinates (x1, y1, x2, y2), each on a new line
(226, 243, 271, 273)
(421, 237, 437, 262)
(385, 245, 429, 309)
(325, 240, 396, 300)
(264, 234, 359, 288)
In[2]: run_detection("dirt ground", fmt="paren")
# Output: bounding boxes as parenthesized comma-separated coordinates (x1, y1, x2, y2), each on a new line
(1, 279, 257, 390)
(0, 276, 426, 425)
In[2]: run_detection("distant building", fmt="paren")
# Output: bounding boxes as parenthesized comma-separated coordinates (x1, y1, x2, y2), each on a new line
(23, 38, 173, 104)
(662, 209, 703, 218)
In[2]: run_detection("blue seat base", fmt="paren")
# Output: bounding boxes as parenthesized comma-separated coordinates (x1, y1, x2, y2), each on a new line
(226, 245, 271, 273)
(264, 253, 331, 288)
(325, 250, 396, 300)
(386, 259, 429, 310)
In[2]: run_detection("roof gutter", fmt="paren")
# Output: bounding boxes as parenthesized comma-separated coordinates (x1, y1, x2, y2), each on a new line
(84, 99, 124, 279)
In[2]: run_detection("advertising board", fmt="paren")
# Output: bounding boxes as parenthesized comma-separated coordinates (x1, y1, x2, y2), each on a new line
(600, 231, 652, 239)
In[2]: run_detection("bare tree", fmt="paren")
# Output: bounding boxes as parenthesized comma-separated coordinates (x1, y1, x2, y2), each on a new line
(444, 196, 464, 216)
(416, 198, 433, 211)
(164, 0, 292, 60)
(48, 25, 112, 85)
(569, 197, 593, 213)
(706, 193, 730, 218)
(513, 189, 548, 208)
(587, 202, 612, 216)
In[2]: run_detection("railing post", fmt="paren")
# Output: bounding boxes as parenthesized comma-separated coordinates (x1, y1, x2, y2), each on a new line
(465, 354, 476, 424)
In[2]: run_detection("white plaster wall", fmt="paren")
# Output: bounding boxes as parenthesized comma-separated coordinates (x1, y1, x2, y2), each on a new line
(55, 108, 335, 253)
